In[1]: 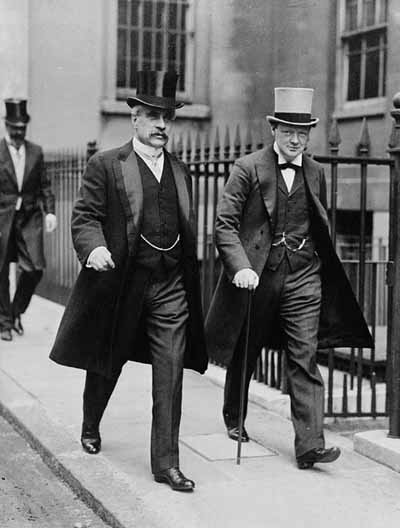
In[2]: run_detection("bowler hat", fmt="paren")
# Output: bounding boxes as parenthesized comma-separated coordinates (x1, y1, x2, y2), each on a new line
(4, 98, 30, 125)
(267, 87, 319, 127)
(127, 71, 184, 110)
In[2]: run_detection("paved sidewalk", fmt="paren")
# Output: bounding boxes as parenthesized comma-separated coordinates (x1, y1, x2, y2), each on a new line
(1, 296, 400, 528)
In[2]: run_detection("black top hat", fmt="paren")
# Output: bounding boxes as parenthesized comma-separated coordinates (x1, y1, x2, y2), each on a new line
(127, 71, 184, 110)
(4, 98, 30, 125)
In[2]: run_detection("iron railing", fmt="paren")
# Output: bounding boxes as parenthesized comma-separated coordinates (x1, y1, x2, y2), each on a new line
(166, 119, 393, 419)
(38, 98, 400, 425)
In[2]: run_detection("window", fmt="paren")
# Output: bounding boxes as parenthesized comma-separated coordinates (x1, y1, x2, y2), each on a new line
(116, 0, 193, 99)
(341, 0, 387, 102)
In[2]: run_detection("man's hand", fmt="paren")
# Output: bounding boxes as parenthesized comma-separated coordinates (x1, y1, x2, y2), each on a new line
(232, 268, 259, 290)
(45, 213, 57, 233)
(86, 246, 115, 272)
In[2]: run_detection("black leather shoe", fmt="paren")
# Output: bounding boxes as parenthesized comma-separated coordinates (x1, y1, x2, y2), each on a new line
(297, 446, 341, 469)
(81, 425, 101, 455)
(226, 425, 249, 443)
(13, 315, 24, 336)
(0, 329, 12, 341)
(154, 467, 195, 492)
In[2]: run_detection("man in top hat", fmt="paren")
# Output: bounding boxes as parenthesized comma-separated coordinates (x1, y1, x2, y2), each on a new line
(50, 71, 207, 491)
(205, 87, 373, 469)
(0, 99, 56, 341)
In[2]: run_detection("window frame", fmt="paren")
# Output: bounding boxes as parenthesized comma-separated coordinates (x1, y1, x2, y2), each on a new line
(337, 0, 388, 111)
(115, 0, 195, 102)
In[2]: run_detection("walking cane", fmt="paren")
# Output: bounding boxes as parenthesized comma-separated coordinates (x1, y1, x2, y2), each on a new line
(236, 288, 253, 465)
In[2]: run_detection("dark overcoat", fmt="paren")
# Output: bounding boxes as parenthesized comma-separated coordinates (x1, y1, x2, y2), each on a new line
(0, 138, 55, 271)
(205, 146, 374, 365)
(50, 141, 208, 378)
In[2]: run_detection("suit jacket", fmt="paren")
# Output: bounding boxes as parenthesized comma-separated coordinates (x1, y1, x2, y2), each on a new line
(205, 145, 373, 366)
(0, 138, 55, 270)
(50, 140, 208, 378)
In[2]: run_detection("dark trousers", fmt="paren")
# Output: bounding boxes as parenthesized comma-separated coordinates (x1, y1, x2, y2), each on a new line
(223, 256, 325, 457)
(0, 212, 43, 330)
(82, 266, 189, 474)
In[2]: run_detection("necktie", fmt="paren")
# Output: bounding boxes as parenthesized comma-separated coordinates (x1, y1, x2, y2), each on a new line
(279, 162, 299, 171)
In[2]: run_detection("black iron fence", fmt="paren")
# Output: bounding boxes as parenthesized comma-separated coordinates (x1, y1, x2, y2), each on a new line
(38, 99, 400, 425)
(168, 118, 393, 419)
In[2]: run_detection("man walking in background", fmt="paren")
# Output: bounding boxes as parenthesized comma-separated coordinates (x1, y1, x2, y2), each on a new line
(0, 99, 56, 341)
(206, 87, 373, 469)
(50, 71, 207, 492)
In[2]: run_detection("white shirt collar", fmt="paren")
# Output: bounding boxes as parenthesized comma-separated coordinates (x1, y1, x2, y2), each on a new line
(273, 142, 302, 167)
(133, 137, 163, 160)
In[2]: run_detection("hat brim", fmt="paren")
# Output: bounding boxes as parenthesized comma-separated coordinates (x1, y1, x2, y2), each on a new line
(127, 95, 184, 110)
(267, 115, 319, 127)
(5, 116, 30, 126)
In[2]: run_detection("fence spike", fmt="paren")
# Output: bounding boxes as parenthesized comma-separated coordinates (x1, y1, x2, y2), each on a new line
(263, 347, 269, 385)
(258, 356, 264, 382)
(328, 118, 341, 154)
(194, 129, 201, 162)
(257, 119, 265, 150)
(270, 350, 276, 388)
(234, 124, 241, 158)
(281, 351, 288, 394)
(187, 131, 195, 163)
(213, 126, 221, 160)
(177, 133, 184, 161)
(371, 371, 377, 417)
(342, 374, 348, 415)
(204, 129, 210, 161)
(327, 348, 334, 415)
(276, 350, 282, 389)
(357, 117, 371, 156)
(245, 123, 253, 154)
(224, 125, 231, 159)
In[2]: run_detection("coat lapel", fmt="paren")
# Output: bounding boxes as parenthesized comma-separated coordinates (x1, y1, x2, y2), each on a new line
(113, 141, 143, 252)
(22, 142, 35, 189)
(255, 146, 277, 229)
(113, 142, 191, 253)
(0, 138, 18, 189)
(302, 155, 319, 196)
(302, 155, 329, 224)
(167, 152, 190, 225)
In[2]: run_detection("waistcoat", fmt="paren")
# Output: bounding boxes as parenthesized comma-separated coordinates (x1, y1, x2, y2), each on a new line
(134, 155, 182, 271)
(266, 164, 316, 273)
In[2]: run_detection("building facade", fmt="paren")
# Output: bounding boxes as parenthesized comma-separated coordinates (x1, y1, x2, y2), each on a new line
(0, 0, 398, 255)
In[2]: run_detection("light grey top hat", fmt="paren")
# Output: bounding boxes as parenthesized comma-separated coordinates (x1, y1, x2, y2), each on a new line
(267, 87, 319, 127)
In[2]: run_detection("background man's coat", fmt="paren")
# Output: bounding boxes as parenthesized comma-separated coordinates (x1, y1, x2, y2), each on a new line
(0, 138, 54, 270)
(50, 141, 208, 378)
(205, 146, 373, 365)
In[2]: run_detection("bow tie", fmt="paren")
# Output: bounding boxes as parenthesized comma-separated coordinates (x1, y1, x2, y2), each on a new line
(279, 162, 300, 171)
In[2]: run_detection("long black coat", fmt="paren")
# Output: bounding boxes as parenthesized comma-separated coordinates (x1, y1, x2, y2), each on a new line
(205, 146, 373, 365)
(50, 141, 208, 378)
(0, 138, 55, 271)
